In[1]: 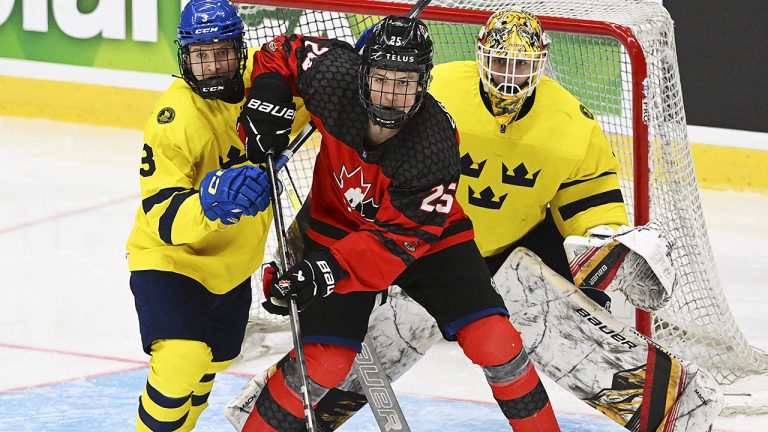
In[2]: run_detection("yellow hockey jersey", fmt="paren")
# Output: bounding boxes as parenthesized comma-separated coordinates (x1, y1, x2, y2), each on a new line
(126, 50, 309, 294)
(429, 61, 629, 257)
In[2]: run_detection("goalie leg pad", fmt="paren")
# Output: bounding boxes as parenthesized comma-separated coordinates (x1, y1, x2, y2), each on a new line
(225, 287, 441, 431)
(496, 247, 722, 432)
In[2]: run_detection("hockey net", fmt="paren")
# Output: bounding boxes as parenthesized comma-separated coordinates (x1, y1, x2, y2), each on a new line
(233, 0, 768, 410)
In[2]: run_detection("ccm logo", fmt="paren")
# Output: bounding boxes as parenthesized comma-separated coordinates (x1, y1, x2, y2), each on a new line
(246, 99, 296, 120)
(575, 308, 638, 349)
(202, 86, 225, 92)
(195, 27, 219, 34)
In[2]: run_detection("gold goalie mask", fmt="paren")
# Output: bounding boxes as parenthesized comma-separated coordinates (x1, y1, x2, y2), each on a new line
(477, 9, 550, 126)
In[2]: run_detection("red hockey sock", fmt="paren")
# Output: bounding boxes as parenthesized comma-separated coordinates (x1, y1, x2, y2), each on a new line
(457, 315, 561, 431)
(243, 343, 356, 431)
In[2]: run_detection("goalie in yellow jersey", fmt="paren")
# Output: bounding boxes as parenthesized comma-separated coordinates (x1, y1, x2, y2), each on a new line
(227, 8, 725, 432)
(125, 1, 310, 430)
(436, 8, 675, 309)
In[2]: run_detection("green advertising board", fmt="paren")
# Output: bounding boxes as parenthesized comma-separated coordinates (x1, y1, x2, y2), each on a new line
(0, 1, 182, 74)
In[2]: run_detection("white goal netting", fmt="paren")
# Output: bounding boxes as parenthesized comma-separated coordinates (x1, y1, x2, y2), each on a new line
(233, 0, 768, 403)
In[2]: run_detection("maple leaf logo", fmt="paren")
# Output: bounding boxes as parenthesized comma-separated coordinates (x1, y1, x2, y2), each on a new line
(334, 165, 380, 221)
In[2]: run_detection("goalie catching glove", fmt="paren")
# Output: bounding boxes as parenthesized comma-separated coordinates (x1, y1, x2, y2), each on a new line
(564, 221, 677, 312)
(261, 249, 346, 314)
(237, 72, 296, 163)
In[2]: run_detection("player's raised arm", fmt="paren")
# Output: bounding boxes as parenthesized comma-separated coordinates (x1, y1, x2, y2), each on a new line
(238, 35, 353, 163)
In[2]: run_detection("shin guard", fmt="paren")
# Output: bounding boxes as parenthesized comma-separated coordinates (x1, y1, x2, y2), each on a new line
(457, 315, 561, 431)
(244, 344, 357, 431)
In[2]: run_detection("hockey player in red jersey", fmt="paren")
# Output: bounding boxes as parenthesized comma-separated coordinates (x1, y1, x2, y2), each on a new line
(236, 15, 561, 431)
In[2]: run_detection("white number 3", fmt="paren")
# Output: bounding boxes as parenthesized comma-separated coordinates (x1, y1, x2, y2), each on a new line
(420, 183, 457, 213)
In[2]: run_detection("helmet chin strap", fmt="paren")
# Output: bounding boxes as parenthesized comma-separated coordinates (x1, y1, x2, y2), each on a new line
(196, 76, 244, 103)
(369, 105, 408, 129)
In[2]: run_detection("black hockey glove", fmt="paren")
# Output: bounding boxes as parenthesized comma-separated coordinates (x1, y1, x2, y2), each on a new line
(238, 72, 296, 163)
(268, 249, 345, 312)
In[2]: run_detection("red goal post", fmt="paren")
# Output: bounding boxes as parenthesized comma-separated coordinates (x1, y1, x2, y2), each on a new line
(233, 0, 768, 404)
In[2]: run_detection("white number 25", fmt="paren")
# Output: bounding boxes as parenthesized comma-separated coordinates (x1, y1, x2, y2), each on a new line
(420, 182, 457, 213)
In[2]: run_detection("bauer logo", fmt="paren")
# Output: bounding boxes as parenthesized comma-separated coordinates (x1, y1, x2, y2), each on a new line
(246, 99, 296, 120)
(575, 308, 638, 349)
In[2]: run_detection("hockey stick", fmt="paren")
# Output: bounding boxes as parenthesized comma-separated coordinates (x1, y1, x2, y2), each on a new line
(265, 152, 317, 432)
(261, 3, 433, 430)
(278, 162, 412, 432)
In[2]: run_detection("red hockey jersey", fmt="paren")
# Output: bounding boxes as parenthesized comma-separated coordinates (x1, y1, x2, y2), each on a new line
(250, 35, 473, 293)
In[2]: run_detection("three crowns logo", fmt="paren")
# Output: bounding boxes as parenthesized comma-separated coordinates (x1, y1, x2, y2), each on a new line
(461, 153, 541, 210)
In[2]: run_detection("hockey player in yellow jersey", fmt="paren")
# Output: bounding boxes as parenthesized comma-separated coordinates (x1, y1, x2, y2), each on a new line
(429, 9, 631, 304)
(126, 1, 308, 430)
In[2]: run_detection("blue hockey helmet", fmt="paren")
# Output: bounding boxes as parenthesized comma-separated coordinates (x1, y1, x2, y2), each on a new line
(176, 0, 247, 102)
(177, 0, 244, 45)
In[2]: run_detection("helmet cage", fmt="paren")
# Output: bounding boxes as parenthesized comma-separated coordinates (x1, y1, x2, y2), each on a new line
(477, 45, 548, 99)
(476, 9, 550, 125)
(358, 17, 433, 129)
(177, 38, 247, 100)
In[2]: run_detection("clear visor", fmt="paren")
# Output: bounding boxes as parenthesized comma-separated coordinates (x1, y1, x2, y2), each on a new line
(185, 40, 241, 81)
(477, 44, 547, 97)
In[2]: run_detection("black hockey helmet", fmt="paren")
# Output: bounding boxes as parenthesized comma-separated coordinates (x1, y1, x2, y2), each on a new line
(358, 16, 433, 129)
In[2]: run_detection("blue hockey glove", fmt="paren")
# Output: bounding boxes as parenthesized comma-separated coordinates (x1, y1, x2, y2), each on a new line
(268, 249, 345, 312)
(199, 165, 271, 225)
(238, 72, 296, 163)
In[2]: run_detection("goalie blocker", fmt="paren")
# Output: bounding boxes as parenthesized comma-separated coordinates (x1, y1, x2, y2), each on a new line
(564, 221, 677, 313)
(227, 247, 722, 432)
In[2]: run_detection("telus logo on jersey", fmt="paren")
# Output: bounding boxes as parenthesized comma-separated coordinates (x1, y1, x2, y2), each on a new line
(334, 165, 380, 221)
